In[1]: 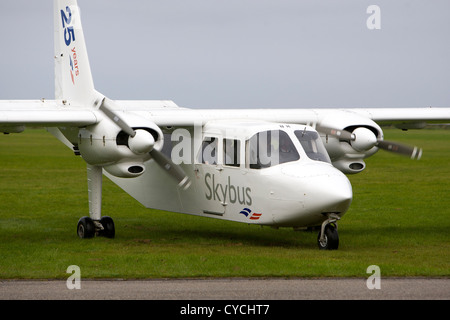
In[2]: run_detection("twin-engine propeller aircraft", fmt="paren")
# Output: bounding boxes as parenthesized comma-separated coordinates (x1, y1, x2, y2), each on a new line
(1, 0, 449, 249)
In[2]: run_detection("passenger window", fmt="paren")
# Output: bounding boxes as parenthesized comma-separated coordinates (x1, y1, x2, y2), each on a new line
(248, 130, 299, 169)
(200, 137, 218, 165)
(224, 139, 240, 167)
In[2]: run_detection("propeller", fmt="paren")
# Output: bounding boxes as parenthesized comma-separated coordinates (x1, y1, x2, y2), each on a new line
(316, 126, 356, 141)
(317, 125, 422, 160)
(377, 140, 422, 160)
(99, 97, 191, 189)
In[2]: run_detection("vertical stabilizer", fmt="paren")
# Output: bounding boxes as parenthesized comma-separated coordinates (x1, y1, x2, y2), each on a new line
(54, 0, 98, 106)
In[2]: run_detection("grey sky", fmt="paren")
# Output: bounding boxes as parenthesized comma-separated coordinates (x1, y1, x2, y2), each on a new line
(0, 0, 449, 109)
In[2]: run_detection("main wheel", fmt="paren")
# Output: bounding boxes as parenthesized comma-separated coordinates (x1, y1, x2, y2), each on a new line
(77, 216, 95, 239)
(317, 224, 339, 250)
(99, 216, 115, 238)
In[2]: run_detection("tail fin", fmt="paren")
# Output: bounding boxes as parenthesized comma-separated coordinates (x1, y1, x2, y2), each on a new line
(54, 0, 98, 106)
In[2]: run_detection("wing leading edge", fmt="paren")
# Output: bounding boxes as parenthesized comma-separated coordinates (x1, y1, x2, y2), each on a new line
(1, 99, 449, 132)
(0, 100, 98, 130)
(110, 103, 450, 128)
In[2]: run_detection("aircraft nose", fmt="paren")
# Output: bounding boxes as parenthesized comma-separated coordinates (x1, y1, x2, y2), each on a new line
(310, 172, 353, 214)
(305, 168, 353, 215)
(283, 163, 353, 215)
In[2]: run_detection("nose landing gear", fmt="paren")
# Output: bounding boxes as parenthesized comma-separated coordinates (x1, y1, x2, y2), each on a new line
(77, 216, 115, 239)
(317, 213, 340, 250)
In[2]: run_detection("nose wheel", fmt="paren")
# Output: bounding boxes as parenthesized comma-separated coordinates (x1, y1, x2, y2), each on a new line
(77, 216, 115, 239)
(317, 213, 340, 250)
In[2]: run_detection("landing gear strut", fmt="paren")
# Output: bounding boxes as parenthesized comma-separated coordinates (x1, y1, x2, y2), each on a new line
(77, 165, 115, 239)
(317, 213, 340, 250)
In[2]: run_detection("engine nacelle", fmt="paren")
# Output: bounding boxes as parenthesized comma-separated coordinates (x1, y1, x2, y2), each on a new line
(318, 111, 384, 174)
(78, 113, 163, 178)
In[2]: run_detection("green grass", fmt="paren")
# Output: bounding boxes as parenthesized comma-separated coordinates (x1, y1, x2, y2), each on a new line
(0, 128, 449, 279)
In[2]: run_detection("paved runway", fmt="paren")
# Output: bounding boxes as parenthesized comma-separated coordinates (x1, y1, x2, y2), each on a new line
(1, 278, 449, 300)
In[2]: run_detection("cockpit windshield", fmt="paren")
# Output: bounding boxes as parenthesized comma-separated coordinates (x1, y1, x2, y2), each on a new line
(294, 130, 331, 163)
(248, 130, 300, 169)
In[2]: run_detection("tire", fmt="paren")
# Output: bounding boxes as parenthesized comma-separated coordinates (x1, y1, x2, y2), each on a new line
(99, 216, 115, 238)
(77, 216, 95, 239)
(317, 224, 339, 250)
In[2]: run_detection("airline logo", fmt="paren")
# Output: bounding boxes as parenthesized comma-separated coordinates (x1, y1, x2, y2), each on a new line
(239, 208, 262, 221)
(204, 173, 252, 206)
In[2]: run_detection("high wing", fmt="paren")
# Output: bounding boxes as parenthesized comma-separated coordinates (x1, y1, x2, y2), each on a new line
(1, 99, 449, 134)
(0, 100, 97, 132)
(337, 107, 450, 129)
(112, 101, 450, 128)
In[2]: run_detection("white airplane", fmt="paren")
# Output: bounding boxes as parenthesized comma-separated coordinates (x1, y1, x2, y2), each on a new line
(1, 0, 449, 250)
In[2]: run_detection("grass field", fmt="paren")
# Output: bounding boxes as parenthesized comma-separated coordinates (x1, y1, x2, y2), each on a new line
(0, 128, 449, 279)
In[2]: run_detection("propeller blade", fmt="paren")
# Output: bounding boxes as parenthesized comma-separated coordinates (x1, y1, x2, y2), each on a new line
(377, 140, 422, 160)
(99, 97, 136, 137)
(316, 125, 355, 141)
(149, 149, 191, 190)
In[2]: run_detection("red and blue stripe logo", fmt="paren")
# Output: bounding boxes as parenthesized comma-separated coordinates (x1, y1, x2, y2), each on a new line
(239, 208, 262, 220)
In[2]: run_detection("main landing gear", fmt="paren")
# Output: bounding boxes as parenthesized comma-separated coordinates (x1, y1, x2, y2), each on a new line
(77, 165, 115, 239)
(317, 213, 340, 250)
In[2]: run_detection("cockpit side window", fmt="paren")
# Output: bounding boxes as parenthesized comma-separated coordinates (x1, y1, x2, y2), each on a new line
(294, 130, 331, 163)
(247, 130, 299, 169)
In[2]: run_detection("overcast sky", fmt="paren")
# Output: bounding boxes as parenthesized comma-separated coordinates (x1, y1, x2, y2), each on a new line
(0, 0, 449, 109)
